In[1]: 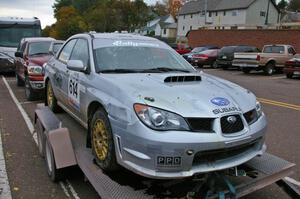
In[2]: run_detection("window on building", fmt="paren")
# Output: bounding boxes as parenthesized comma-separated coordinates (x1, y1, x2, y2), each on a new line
(183, 26, 185, 31)
(232, 10, 238, 16)
(223, 11, 226, 16)
(190, 26, 192, 30)
(209, 12, 212, 17)
(163, 29, 166, 34)
(191, 14, 193, 18)
(260, 11, 266, 17)
(215, 12, 218, 16)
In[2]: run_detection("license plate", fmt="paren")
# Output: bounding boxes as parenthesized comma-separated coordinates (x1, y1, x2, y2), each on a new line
(222, 56, 227, 59)
(294, 71, 300, 75)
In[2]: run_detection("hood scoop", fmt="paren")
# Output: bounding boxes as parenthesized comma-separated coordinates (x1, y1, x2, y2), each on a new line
(164, 75, 201, 83)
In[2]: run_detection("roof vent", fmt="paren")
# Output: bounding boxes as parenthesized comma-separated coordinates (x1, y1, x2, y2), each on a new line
(164, 75, 201, 83)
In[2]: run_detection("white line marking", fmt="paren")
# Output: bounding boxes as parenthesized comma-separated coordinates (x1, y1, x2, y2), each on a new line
(285, 177, 300, 187)
(59, 182, 71, 198)
(0, 120, 12, 199)
(2, 77, 80, 199)
(270, 76, 285, 80)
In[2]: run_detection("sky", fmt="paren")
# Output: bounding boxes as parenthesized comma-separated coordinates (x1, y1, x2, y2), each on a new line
(0, 0, 158, 28)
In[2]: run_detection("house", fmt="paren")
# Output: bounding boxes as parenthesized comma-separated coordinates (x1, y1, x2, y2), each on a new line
(140, 14, 177, 38)
(280, 11, 300, 29)
(178, 0, 280, 37)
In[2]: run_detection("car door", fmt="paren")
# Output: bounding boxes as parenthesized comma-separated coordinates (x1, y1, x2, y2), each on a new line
(15, 41, 27, 80)
(53, 39, 77, 106)
(66, 38, 90, 121)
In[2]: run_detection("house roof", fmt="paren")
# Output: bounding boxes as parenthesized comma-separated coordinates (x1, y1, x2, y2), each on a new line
(179, 0, 278, 15)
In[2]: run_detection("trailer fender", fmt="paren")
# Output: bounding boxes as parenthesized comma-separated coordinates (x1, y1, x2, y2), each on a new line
(48, 128, 77, 169)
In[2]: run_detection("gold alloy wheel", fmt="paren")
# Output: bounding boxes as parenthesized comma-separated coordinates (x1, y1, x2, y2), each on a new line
(92, 119, 109, 161)
(47, 83, 53, 108)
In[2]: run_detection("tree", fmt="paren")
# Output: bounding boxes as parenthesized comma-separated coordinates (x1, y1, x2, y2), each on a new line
(151, 2, 168, 16)
(288, 0, 300, 11)
(167, 0, 183, 18)
(277, 0, 288, 10)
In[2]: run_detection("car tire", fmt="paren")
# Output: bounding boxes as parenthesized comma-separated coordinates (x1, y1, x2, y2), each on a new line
(46, 81, 61, 113)
(211, 61, 218, 69)
(286, 73, 293, 79)
(35, 118, 45, 157)
(91, 108, 118, 172)
(45, 139, 64, 182)
(25, 76, 36, 101)
(242, 68, 251, 74)
(16, 74, 24, 86)
(264, 62, 275, 76)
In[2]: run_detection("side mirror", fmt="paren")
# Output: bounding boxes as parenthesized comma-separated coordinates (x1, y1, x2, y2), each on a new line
(67, 60, 86, 72)
(15, 51, 23, 58)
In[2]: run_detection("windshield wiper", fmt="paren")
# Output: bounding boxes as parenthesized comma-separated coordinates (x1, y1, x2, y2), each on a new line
(100, 69, 141, 73)
(142, 67, 191, 73)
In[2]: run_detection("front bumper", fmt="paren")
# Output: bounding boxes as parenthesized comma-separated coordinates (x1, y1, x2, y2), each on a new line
(29, 81, 45, 90)
(111, 113, 267, 179)
(216, 59, 233, 66)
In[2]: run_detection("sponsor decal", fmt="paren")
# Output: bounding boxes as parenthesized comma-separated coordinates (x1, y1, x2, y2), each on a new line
(112, 40, 159, 47)
(211, 97, 230, 106)
(213, 107, 242, 114)
(157, 156, 181, 167)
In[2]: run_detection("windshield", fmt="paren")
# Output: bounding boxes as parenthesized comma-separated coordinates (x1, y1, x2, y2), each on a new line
(53, 43, 63, 54)
(28, 42, 51, 56)
(0, 26, 40, 47)
(220, 46, 236, 53)
(94, 46, 196, 73)
(192, 47, 206, 53)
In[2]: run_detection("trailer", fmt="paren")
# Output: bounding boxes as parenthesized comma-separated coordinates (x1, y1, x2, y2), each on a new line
(34, 104, 300, 199)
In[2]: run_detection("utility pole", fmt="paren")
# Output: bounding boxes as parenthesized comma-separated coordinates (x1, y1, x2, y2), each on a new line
(265, 0, 271, 25)
(204, 0, 208, 25)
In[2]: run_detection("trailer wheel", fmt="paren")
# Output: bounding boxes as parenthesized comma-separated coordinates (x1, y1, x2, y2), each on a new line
(35, 119, 45, 157)
(91, 108, 118, 171)
(46, 81, 61, 113)
(45, 139, 64, 182)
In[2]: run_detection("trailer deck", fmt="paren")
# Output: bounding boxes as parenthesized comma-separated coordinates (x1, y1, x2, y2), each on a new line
(35, 105, 298, 199)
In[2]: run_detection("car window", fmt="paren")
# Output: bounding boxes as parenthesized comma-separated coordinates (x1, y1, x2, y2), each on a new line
(288, 47, 296, 55)
(264, 46, 284, 54)
(28, 42, 52, 56)
(220, 46, 235, 53)
(20, 42, 27, 52)
(52, 43, 63, 54)
(58, 39, 77, 63)
(70, 39, 89, 67)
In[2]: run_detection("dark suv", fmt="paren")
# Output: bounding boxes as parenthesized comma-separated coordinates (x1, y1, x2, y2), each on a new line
(217, 45, 260, 69)
(15, 37, 55, 100)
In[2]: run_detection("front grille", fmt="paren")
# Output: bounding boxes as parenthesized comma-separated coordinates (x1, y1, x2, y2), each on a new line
(243, 109, 258, 125)
(187, 118, 214, 132)
(221, 114, 244, 134)
(193, 138, 260, 165)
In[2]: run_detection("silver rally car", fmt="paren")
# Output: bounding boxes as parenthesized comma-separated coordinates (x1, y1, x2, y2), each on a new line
(44, 33, 267, 179)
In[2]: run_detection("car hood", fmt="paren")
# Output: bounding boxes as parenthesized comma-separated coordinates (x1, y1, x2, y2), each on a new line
(101, 72, 256, 118)
(0, 47, 17, 59)
(28, 55, 51, 66)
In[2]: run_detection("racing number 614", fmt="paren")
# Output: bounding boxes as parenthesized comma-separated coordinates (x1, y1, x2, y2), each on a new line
(69, 79, 78, 98)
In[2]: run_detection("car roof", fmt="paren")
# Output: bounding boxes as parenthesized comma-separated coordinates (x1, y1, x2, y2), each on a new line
(22, 37, 55, 43)
(77, 33, 158, 42)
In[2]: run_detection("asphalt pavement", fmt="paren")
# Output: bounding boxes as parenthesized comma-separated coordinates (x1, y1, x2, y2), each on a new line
(0, 68, 299, 199)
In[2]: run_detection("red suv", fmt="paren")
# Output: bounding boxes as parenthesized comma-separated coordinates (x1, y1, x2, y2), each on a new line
(15, 37, 55, 100)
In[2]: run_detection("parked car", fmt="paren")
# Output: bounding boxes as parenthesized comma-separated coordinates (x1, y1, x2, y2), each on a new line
(0, 52, 15, 73)
(44, 33, 267, 179)
(182, 45, 219, 64)
(169, 43, 191, 55)
(187, 49, 220, 68)
(49, 40, 64, 56)
(233, 45, 296, 75)
(15, 37, 55, 100)
(217, 45, 260, 69)
(283, 55, 300, 78)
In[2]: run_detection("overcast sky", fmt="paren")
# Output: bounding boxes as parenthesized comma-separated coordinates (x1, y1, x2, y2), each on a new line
(0, 0, 157, 28)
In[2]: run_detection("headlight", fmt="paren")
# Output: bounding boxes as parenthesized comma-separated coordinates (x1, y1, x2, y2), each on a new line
(27, 65, 43, 75)
(256, 101, 263, 118)
(134, 104, 190, 131)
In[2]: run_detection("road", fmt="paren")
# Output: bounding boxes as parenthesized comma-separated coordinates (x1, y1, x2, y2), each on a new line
(0, 68, 299, 199)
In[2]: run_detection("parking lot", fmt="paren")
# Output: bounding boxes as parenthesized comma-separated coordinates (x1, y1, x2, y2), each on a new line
(0, 68, 299, 199)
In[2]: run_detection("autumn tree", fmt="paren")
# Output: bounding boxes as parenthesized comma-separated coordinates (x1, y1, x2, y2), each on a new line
(277, 0, 288, 10)
(167, 0, 183, 19)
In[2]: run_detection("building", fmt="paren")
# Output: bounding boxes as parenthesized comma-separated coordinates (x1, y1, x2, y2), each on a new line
(178, 0, 280, 38)
(139, 14, 177, 38)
